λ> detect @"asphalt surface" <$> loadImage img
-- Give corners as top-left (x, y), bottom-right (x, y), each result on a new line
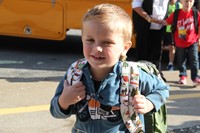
top-left (163, 70), bottom-right (200, 133)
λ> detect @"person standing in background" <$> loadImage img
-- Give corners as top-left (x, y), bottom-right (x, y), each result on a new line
top-left (164, 0), bottom-right (182, 71)
top-left (132, 0), bottom-right (169, 81)
top-left (156, 0), bottom-right (200, 86)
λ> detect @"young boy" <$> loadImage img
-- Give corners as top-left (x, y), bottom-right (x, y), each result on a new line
top-left (159, 0), bottom-right (200, 86)
top-left (163, 0), bottom-right (182, 71)
top-left (50, 4), bottom-right (169, 133)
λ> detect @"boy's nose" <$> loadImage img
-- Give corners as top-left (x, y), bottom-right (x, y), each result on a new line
top-left (93, 44), bottom-right (103, 52)
top-left (95, 46), bottom-right (103, 52)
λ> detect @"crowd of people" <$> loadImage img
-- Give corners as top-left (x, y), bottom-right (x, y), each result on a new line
top-left (132, 0), bottom-right (200, 86)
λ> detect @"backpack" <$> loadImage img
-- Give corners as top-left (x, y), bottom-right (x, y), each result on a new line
top-left (121, 60), bottom-right (167, 133)
top-left (172, 8), bottom-right (199, 34)
top-left (66, 58), bottom-right (167, 133)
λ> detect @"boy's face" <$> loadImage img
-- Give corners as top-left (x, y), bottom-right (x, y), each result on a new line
top-left (181, 0), bottom-right (194, 11)
top-left (82, 20), bottom-right (131, 72)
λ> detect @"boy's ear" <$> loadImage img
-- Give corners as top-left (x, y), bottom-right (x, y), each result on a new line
top-left (120, 41), bottom-right (132, 61)
top-left (122, 41), bottom-right (132, 55)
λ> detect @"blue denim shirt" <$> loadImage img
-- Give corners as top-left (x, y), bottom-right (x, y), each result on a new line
top-left (50, 61), bottom-right (169, 133)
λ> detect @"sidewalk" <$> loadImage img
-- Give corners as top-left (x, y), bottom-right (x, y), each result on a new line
top-left (163, 70), bottom-right (200, 132)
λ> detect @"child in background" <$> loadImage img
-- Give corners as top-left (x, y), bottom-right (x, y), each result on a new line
top-left (164, 0), bottom-right (182, 71)
top-left (50, 4), bottom-right (169, 133)
top-left (159, 0), bottom-right (200, 86)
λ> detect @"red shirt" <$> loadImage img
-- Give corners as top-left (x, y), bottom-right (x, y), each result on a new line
top-left (166, 9), bottom-right (200, 48)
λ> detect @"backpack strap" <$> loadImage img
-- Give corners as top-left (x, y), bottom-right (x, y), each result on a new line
top-left (66, 58), bottom-right (87, 85)
top-left (192, 8), bottom-right (199, 34)
top-left (172, 9), bottom-right (180, 34)
top-left (175, 2), bottom-right (180, 10)
top-left (120, 61), bottom-right (144, 133)
top-left (67, 60), bottom-right (145, 132)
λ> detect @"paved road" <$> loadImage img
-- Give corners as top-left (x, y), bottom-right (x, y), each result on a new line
top-left (0, 31), bottom-right (200, 133)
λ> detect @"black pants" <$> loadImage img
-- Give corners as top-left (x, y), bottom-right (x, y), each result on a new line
top-left (135, 28), bottom-right (164, 68)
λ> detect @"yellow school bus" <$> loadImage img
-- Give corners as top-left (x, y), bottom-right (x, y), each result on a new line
top-left (0, 0), bottom-right (135, 46)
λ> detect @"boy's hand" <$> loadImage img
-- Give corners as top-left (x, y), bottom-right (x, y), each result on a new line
top-left (150, 17), bottom-right (161, 24)
top-left (58, 80), bottom-right (86, 110)
top-left (132, 94), bottom-right (154, 114)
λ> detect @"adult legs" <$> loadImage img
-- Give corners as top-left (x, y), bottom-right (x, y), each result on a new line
top-left (168, 45), bottom-right (176, 65)
top-left (163, 32), bottom-right (175, 70)
top-left (144, 28), bottom-right (166, 81)
top-left (148, 29), bottom-right (164, 68)
top-left (132, 10), bottom-right (151, 61)
top-left (135, 29), bottom-right (150, 61)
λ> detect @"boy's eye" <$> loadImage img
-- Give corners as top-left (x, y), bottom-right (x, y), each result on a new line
top-left (185, 0), bottom-right (192, 2)
top-left (103, 41), bottom-right (110, 44)
top-left (103, 41), bottom-right (114, 46)
top-left (86, 39), bottom-right (94, 44)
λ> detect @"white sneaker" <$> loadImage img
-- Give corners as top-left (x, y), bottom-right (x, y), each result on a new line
top-left (178, 76), bottom-right (187, 85)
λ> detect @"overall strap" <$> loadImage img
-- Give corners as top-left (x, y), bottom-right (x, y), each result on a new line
top-left (120, 61), bottom-right (144, 133)
top-left (192, 8), bottom-right (199, 34)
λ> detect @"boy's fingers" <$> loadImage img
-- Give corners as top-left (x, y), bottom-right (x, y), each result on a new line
top-left (80, 93), bottom-right (86, 100)
top-left (132, 94), bottom-right (143, 102)
top-left (66, 81), bottom-right (85, 93)
top-left (63, 80), bottom-right (70, 88)
top-left (64, 80), bottom-right (83, 88)
top-left (135, 108), bottom-right (145, 114)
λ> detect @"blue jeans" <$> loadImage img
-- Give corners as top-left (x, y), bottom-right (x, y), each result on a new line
top-left (176, 43), bottom-right (199, 80)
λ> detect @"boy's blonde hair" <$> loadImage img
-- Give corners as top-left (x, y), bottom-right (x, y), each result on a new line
top-left (82, 4), bottom-right (133, 41)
